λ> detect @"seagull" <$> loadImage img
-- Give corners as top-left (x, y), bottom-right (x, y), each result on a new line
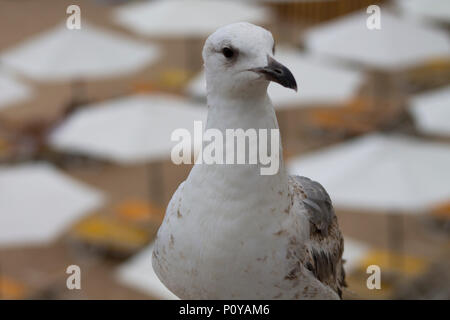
top-left (153, 22), bottom-right (345, 299)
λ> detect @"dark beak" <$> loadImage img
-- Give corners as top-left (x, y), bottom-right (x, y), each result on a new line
top-left (251, 56), bottom-right (297, 91)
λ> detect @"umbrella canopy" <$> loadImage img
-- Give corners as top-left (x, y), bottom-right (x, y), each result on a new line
top-left (113, 0), bottom-right (270, 38)
top-left (304, 11), bottom-right (450, 70)
top-left (288, 134), bottom-right (450, 213)
top-left (0, 163), bottom-right (104, 246)
top-left (49, 94), bottom-right (207, 164)
top-left (187, 47), bottom-right (364, 109)
top-left (0, 70), bottom-right (32, 110)
top-left (0, 22), bottom-right (160, 81)
top-left (116, 243), bottom-right (178, 299)
top-left (409, 86), bottom-right (450, 137)
top-left (396, 0), bottom-right (450, 24)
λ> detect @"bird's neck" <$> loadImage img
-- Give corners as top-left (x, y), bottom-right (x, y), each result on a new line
top-left (205, 92), bottom-right (275, 130)
top-left (184, 91), bottom-right (290, 214)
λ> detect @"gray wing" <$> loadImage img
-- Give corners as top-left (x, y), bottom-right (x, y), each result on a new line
top-left (294, 176), bottom-right (334, 236)
top-left (290, 175), bottom-right (346, 298)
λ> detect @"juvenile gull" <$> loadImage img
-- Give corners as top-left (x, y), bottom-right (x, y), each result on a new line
top-left (153, 23), bottom-right (345, 299)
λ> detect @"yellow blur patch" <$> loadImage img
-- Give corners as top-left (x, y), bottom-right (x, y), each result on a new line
top-left (431, 201), bottom-right (450, 220)
top-left (71, 215), bottom-right (150, 250)
top-left (425, 57), bottom-right (450, 69)
top-left (116, 200), bottom-right (164, 223)
top-left (0, 138), bottom-right (11, 154)
top-left (159, 69), bottom-right (191, 89)
top-left (309, 109), bottom-right (374, 134)
top-left (0, 276), bottom-right (27, 300)
top-left (361, 249), bottom-right (428, 277)
top-left (132, 82), bottom-right (159, 93)
top-left (345, 249), bottom-right (429, 299)
top-left (405, 57), bottom-right (450, 89)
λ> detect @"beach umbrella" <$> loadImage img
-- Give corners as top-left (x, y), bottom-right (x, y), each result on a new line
top-left (408, 85), bottom-right (450, 138)
top-left (288, 134), bottom-right (450, 212)
top-left (116, 243), bottom-right (178, 299)
top-left (187, 47), bottom-right (364, 110)
top-left (0, 70), bottom-right (32, 111)
top-left (1, 22), bottom-right (160, 81)
top-left (48, 94), bottom-right (207, 164)
top-left (113, 0), bottom-right (270, 38)
top-left (0, 163), bottom-right (104, 246)
top-left (49, 93), bottom-right (206, 213)
top-left (304, 11), bottom-right (450, 70)
top-left (113, 0), bottom-right (270, 73)
top-left (396, 0), bottom-right (450, 25)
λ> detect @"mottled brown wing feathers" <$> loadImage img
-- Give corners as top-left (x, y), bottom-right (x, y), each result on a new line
top-left (290, 175), bottom-right (346, 298)
top-left (294, 176), bottom-right (334, 236)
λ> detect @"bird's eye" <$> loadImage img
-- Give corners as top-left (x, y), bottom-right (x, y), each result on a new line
top-left (222, 47), bottom-right (234, 58)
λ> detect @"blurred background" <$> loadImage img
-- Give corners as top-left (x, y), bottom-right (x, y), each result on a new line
top-left (0, 0), bottom-right (449, 300)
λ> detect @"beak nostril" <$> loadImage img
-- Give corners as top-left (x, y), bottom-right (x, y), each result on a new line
top-left (274, 68), bottom-right (283, 75)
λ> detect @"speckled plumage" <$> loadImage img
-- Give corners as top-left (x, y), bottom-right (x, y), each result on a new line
top-left (153, 22), bottom-right (345, 299)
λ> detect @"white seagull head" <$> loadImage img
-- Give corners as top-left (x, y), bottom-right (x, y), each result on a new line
top-left (202, 22), bottom-right (297, 99)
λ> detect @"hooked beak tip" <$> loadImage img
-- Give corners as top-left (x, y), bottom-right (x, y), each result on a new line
top-left (251, 55), bottom-right (298, 92)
